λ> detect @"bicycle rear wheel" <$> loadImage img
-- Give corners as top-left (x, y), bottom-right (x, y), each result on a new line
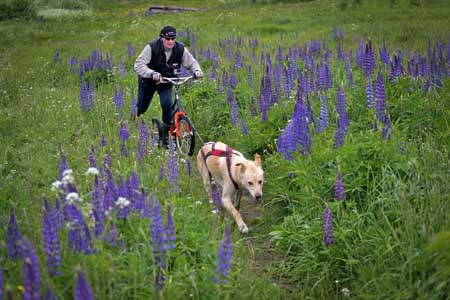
top-left (176, 116), bottom-right (195, 156)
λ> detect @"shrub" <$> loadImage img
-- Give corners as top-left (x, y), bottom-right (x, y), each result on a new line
top-left (0, 0), bottom-right (36, 21)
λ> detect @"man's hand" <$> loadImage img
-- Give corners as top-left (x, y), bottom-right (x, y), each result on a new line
top-left (151, 72), bottom-right (161, 81)
top-left (194, 70), bottom-right (203, 79)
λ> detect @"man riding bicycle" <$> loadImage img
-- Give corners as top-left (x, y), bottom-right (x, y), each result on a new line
top-left (134, 25), bottom-right (203, 145)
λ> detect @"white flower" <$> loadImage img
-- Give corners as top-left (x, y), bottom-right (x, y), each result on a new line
top-left (51, 180), bottom-right (62, 192)
top-left (66, 192), bottom-right (80, 205)
top-left (195, 201), bottom-right (202, 205)
top-left (116, 197), bottom-right (130, 209)
top-left (85, 167), bottom-right (100, 176)
top-left (341, 288), bottom-right (350, 297)
top-left (62, 169), bottom-right (74, 184)
top-left (212, 209), bottom-right (218, 214)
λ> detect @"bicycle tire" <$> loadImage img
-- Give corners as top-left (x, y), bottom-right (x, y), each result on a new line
top-left (151, 118), bottom-right (163, 147)
top-left (176, 116), bottom-right (195, 156)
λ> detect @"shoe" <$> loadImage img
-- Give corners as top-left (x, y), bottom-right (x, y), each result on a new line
top-left (161, 123), bottom-right (169, 147)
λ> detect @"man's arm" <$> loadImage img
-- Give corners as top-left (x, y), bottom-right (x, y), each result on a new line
top-left (181, 48), bottom-right (202, 74)
top-left (134, 44), bottom-right (154, 78)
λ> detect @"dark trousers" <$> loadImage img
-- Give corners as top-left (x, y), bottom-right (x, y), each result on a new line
top-left (137, 76), bottom-right (173, 125)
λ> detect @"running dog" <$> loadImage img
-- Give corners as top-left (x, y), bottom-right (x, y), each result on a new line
top-left (197, 142), bottom-right (264, 233)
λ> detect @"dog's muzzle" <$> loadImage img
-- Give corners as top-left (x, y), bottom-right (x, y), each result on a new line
top-left (254, 193), bottom-right (262, 203)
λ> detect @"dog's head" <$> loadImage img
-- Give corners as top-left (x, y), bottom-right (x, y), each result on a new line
top-left (236, 154), bottom-right (264, 203)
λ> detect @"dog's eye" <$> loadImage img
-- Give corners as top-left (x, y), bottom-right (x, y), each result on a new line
top-left (248, 181), bottom-right (253, 186)
top-left (258, 180), bottom-right (262, 185)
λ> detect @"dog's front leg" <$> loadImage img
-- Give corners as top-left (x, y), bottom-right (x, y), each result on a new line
top-left (222, 191), bottom-right (248, 233)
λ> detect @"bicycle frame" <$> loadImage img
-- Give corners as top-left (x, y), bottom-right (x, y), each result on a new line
top-left (159, 76), bottom-right (193, 137)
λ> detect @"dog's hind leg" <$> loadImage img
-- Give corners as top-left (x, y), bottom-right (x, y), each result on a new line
top-left (197, 150), bottom-right (213, 197)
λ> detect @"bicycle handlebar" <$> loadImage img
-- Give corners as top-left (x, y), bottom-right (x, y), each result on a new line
top-left (159, 76), bottom-right (194, 86)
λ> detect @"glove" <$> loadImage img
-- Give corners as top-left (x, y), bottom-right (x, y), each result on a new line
top-left (151, 72), bottom-right (161, 81)
top-left (194, 70), bottom-right (203, 79)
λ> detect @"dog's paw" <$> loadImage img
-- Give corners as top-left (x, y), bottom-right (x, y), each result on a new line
top-left (238, 223), bottom-right (249, 234)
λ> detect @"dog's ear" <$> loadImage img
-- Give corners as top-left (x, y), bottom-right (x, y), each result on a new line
top-left (254, 153), bottom-right (262, 167)
top-left (235, 163), bottom-right (246, 174)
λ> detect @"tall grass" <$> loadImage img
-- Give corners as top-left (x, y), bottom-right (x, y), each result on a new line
top-left (1, 0), bottom-right (449, 299)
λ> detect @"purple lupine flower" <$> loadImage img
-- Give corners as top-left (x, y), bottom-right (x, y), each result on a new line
top-left (100, 133), bottom-right (107, 147)
top-left (363, 40), bottom-right (376, 78)
top-left (159, 160), bottom-right (166, 181)
top-left (241, 118), bottom-right (249, 135)
top-left (127, 42), bottom-right (135, 59)
top-left (211, 184), bottom-right (222, 213)
top-left (380, 44), bottom-right (390, 65)
top-left (186, 158), bottom-right (192, 176)
top-left (382, 118), bottom-right (392, 140)
top-left (74, 269), bottom-right (94, 300)
top-left (322, 205), bottom-right (334, 247)
top-left (53, 49), bottom-right (59, 63)
top-left (119, 122), bottom-right (130, 157)
top-left (42, 198), bottom-right (61, 276)
top-left (7, 210), bottom-right (21, 260)
top-left (20, 238), bottom-right (41, 300)
top-left (136, 119), bottom-right (149, 162)
top-left (365, 77), bottom-right (374, 108)
top-left (119, 58), bottom-right (126, 78)
top-left (45, 283), bottom-right (57, 300)
top-left (167, 140), bottom-right (179, 193)
top-left (345, 57), bottom-right (354, 88)
top-left (277, 121), bottom-right (296, 161)
top-left (80, 79), bottom-right (93, 112)
top-left (334, 85), bottom-right (349, 148)
top-left (164, 208), bottom-right (176, 251)
top-left (316, 94), bottom-right (329, 133)
top-left (113, 86), bottom-right (125, 111)
top-left (334, 166), bottom-right (345, 201)
top-left (150, 195), bottom-right (166, 291)
top-left (91, 176), bottom-right (104, 237)
top-left (375, 71), bottom-right (387, 124)
top-left (214, 224), bottom-right (233, 284)
top-left (104, 221), bottom-right (118, 247)
top-left (88, 145), bottom-right (97, 168)
top-left (116, 176), bottom-right (130, 220)
top-left (230, 97), bottom-right (239, 127)
top-left (292, 90), bottom-right (311, 155)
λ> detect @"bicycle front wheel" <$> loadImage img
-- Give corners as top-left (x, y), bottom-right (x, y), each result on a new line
top-left (176, 116), bottom-right (195, 156)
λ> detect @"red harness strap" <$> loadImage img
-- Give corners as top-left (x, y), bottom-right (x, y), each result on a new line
top-left (201, 142), bottom-right (241, 190)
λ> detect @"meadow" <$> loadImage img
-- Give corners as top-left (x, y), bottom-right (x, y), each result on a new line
top-left (1, 0), bottom-right (449, 299)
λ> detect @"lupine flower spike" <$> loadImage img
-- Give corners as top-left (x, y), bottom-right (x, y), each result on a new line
top-left (7, 210), bottom-right (22, 261)
top-left (20, 238), bottom-right (41, 300)
top-left (334, 165), bottom-right (345, 201)
top-left (215, 224), bottom-right (233, 284)
top-left (74, 269), bottom-right (94, 300)
top-left (322, 205), bottom-right (334, 247)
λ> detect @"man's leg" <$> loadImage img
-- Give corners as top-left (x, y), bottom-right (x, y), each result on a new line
top-left (137, 77), bottom-right (156, 116)
top-left (157, 87), bottom-right (173, 146)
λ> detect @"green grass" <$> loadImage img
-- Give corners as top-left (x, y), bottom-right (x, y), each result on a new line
top-left (1, 0), bottom-right (450, 299)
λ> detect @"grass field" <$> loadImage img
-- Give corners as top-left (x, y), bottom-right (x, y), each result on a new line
top-left (1, 0), bottom-right (449, 299)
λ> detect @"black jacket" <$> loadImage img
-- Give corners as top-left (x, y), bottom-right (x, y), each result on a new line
top-left (147, 38), bottom-right (185, 77)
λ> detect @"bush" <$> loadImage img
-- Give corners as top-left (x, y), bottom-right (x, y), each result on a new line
top-left (0, 0), bottom-right (36, 21)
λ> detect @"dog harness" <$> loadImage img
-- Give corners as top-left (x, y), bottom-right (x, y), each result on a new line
top-left (201, 142), bottom-right (241, 190)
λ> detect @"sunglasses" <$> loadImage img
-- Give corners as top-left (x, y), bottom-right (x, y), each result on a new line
top-left (164, 37), bottom-right (176, 41)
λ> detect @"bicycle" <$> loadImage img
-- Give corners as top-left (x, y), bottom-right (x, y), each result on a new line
top-left (151, 75), bottom-right (197, 156)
